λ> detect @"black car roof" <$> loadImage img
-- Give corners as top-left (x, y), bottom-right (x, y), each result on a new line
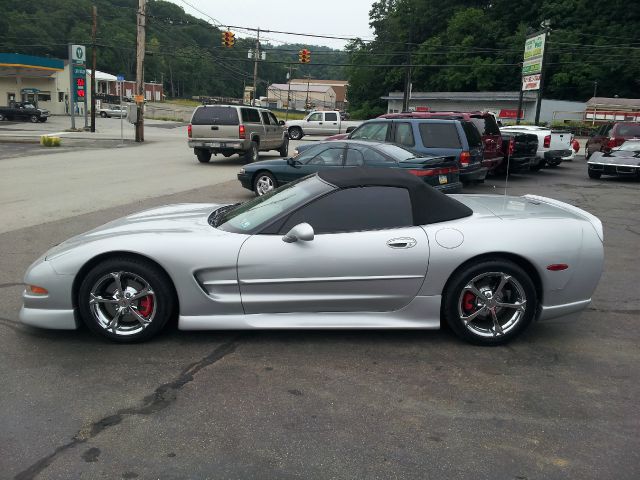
top-left (317, 167), bottom-right (472, 225)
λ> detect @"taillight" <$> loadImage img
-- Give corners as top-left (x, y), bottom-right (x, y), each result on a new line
top-left (187, 123), bottom-right (192, 138)
top-left (572, 139), bottom-right (580, 152)
top-left (508, 137), bottom-right (515, 156)
top-left (543, 135), bottom-right (551, 148)
top-left (607, 137), bottom-right (624, 148)
top-left (408, 167), bottom-right (456, 177)
top-left (459, 151), bottom-right (470, 167)
top-left (239, 124), bottom-right (246, 139)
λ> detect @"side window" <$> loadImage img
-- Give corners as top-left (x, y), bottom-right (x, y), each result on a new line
top-left (325, 112), bottom-right (338, 122)
top-left (461, 122), bottom-right (483, 148)
top-left (260, 111), bottom-right (271, 125)
top-left (419, 123), bottom-right (462, 148)
top-left (345, 148), bottom-right (364, 166)
top-left (349, 122), bottom-right (390, 141)
top-left (305, 147), bottom-right (345, 166)
top-left (360, 146), bottom-right (396, 166)
top-left (268, 112), bottom-right (279, 125)
top-left (308, 113), bottom-right (322, 122)
top-left (241, 108), bottom-right (261, 123)
top-left (394, 122), bottom-right (415, 147)
top-left (279, 187), bottom-right (413, 234)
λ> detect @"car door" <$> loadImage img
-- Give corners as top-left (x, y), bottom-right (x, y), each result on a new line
top-left (278, 143), bottom-right (347, 183)
top-left (237, 186), bottom-right (429, 315)
top-left (322, 112), bottom-right (339, 135)
top-left (260, 111), bottom-right (277, 148)
top-left (304, 112), bottom-right (324, 135)
top-left (269, 112), bottom-right (284, 147)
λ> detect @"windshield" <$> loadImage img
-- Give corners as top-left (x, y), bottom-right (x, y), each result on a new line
top-left (214, 176), bottom-right (333, 233)
top-left (616, 141), bottom-right (640, 152)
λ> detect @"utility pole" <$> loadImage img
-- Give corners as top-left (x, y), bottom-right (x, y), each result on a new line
top-left (305, 74), bottom-right (311, 110)
top-left (516, 62), bottom-right (524, 125)
top-left (285, 64), bottom-right (296, 121)
top-left (402, 6), bottom-right (413, 112)
top-left (252, 27), bottom-right (260, 106)
top-left (135, 0), bottom-right (146, 142)
top-left (90, 5), bottom-right (97, 132)
top-left (534, 21), bottom-right (551, 126)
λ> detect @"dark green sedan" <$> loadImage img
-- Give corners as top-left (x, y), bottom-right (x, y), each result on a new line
top-left (237, 140), bottom-right (462, 196)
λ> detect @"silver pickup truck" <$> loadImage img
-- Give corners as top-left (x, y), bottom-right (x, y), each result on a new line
top-left (285, 111), bottom-right (361, 140)
top-left (188, 105), bottom-right (289, 163)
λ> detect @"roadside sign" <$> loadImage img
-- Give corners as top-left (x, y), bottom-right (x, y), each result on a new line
top-left (73, 65), bottom-right (87, 101)
top-left (522, 74), bottom-right (541, 91)
top-left (522, 58), bottom-right (542, 76)
top-left (134, 94), bottom-right (144, 104)
top-left (117, 74), bottom-right (125, 82)
top-left (523, 33), bottom-right (545, 61)
top-left (71, 45), bottom-right (86, 65)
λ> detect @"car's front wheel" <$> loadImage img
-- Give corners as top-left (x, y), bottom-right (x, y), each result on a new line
top-left (442, 259), bottom-right (537, 345)
top-left (78, 257), bottom-right (176, 343)
top-left (253, 171), bottom-right (277, 196)
top-left (100, 112), bottom-right (107, 118)
top-left (288, 127), bottom-right (303, 140)
top-left (279, 137), bottom-right (289, 157)
top-left (30, 115), bottom-right (39, 123)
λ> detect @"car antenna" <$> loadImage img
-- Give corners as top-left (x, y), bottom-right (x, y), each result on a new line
top-left (504, 138), bottom-right (512, 198)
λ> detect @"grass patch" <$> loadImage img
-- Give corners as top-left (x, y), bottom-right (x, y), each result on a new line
top-left (165, 98), bottom-right (200, 107)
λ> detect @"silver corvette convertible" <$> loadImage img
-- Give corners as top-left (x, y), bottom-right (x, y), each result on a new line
top-left (20, 168), bottom-right (604, 345)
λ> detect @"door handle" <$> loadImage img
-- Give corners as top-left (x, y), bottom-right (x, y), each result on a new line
top-left (387, 237), bottom-right (417, 249)
top-left (210, 126), bottom-right (218, 130)
top-left (319, 122), bottom-right (323, 124)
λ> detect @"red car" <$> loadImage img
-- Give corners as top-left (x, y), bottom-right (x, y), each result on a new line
top-left (378, 111), bottom-right (503, 173)
top-left (586, 122), bottom-right (640, 158)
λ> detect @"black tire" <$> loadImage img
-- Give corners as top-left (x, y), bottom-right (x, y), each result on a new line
top-left (253, 171), bottom-right (277, 196)
top-left (588, 170), bottom-right (601, 179)
top-left (278, 137), bottom-right (289, 157)
top-left (77, 257), bottom-right (176, 343)
top-left (442, 259), bottom-right (537, 346)
top-left (0, 113), bottom-right (5, 121)
top-left (529, 161), bottom-right (543, 172)
top-left (195, 149), bottom-right (212, 163)
top-left (244, 141), bottom-right (259, 163)
top-left (100, 112), bottom-right (107, 118)
top-left (39, 118), bottom-right (47, 123)
top-left (288, 127), bottom-right (303, 140)
top-left (546, 160), bottom-right (561, 167)
top-left (30, 115), bottom-right (39, 123)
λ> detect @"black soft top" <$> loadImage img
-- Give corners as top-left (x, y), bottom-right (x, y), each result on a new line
top-left (317, 167), bottom-right (473, 225)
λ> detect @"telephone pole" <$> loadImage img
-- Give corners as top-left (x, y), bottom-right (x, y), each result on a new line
top-left (534, 20), bottom-right (551, 126)
top-left (252, 27), bottom-right (260, 106)
top-left (135, 0), bottom-right (146, 142)
top-left (305, 74), bottom-right (311, 110)
top-left (90, 5), bottom-right (97, 132)
top-left (285, 64), bottom-right (296, 121)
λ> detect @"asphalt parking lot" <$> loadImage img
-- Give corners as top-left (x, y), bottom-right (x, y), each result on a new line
top-left (1, 142), bottom-right (639, 479)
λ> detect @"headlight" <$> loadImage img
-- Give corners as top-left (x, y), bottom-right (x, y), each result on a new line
top-left (239, 168), bottom-right (245, 174)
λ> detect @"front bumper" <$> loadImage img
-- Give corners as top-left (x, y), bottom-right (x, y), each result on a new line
top-left (237, 172), bottom-right (253, 190)
top-left (588, 162), bottom-right (640, 177)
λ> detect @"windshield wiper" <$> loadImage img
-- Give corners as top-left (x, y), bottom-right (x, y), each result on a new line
top-left (210, 203), bottom-right (241, 227)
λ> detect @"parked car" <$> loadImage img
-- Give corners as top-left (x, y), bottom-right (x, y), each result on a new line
top-left (380, 112), bottom-right (504, 174)
top-left (0, 102), bottom-right (49, 123)
top-left (585, 122), bottom-right (640, 158)
top-left (497, 131), bottom-right (539, 173)
top-left (99, 104), bottom-right (127, 118)
top-left (188, 105), bottom-right (288, 163)
top-left (238, 140), bottom-right (461, 196)
top-left (500, 126), bottom-right (572, 167)
top-left (20, 168), bottom-right (603, 346)
top-left (587, 139), bottom-right (640, 179)
top-left (285, 110), bottom-right (361, 139)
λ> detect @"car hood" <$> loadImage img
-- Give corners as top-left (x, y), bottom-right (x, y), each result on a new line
top-left (45, 203), bottom-right (223, 259)
top-left (244, 158), bottom-right (289, 169)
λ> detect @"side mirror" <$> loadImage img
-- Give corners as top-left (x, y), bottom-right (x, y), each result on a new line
top-left (278, 120), bottom-right (285, 126)
top-left (346, 126), bottom-right (356, 133)
top-left (282, 223), bottom-right (314, 243)
top-left (287, 157), bottom-right (301, 167)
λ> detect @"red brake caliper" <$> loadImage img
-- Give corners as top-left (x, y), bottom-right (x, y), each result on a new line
top-left (138, 295), bottom-right (154, 317)
top-left (462, 292), bottom-right (476, 313)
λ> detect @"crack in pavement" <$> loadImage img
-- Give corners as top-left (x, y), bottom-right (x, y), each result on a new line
top-left (0, 316), bottom-right (25, 333)
top-left (14, 337), bottom-right (241, 480)
top-left (0, 282), bottom-right (24, 289)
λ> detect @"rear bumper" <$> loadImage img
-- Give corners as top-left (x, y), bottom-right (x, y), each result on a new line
top-left (434, 181), bottom-right (463, 194)
top-left (506, 156), bottom-right (538, 171)
top-left (189, 140), bottom-right (246, 151)
top-left (460, 165), bottom-right (488, 182)
top-left (545, 149), bottom-right (572, 160)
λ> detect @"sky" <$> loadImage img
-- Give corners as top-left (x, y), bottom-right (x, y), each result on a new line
top-left (166, 0), bottom-right (377, 49)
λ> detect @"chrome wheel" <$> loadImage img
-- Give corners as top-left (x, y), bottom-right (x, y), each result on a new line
top-left (457, 272), bottom-right (527, 338)
top-left (89, 271), bottom-right (156, 336)
top-left (255, 174), bottom-right (275, 196)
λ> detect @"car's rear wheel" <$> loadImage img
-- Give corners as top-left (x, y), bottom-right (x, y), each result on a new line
top-left (0, 113), bottom-right (5, 121)
top-left (78, 257), bottom-right (175, 343)
top-left (279, 137), bottom-right (289, 157)
top-left (443, 259), bottom-right (537, 345)
top-left (30, 115), bottom-right (39, 123)
top-left (588, 170), bottom-right (601, 179)
top-left (244, 141), bottom-right (259, 163)
top-left (195, 149), bottom-right (212, 163)
top-left (529, 160), bottom-right (543, 172)
top-left (288, 127), bottom-right (303, 140)
top-left (100, 112), bottom-right (107, 118)
top-left (253, 171), bottom-right (277, 196)
top-left (547, 159), bottom-right (561, 167)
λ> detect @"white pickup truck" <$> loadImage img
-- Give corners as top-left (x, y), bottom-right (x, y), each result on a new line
top-left (500, 125), bottom-right (573, 167)
top-left (285, 111), bottom-right (361, 140)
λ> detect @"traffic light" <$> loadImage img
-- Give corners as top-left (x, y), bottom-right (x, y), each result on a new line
top-left (222, 30), bottom-right (235, 48)
top-left (298, 48), bottom-right (311, 63)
